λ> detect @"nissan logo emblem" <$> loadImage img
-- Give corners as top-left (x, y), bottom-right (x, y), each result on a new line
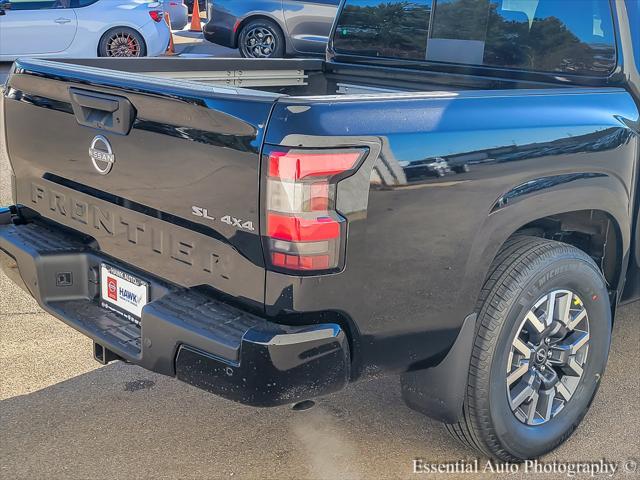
top-left (89, 135), bottom-right (115, 175)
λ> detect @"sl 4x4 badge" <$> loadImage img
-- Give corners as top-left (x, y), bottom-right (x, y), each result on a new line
top-left (192, 206), bottom-right (255, 232)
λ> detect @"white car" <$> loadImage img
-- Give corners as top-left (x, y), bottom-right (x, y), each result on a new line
top-left (0, 0), bottom-right (171, 60)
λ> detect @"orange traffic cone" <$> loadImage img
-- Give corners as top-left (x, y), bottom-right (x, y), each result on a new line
top-left (164, 12), bottom-right (176, 55)
top-left (189, 0), bottom-right (202, 32)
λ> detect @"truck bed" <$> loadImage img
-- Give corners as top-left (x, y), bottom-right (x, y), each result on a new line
top-left (43, 57), bottom-right (566, 97)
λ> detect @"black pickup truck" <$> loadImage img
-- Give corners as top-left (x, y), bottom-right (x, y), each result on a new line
top-left (1, 0), bottom-right (639, 462)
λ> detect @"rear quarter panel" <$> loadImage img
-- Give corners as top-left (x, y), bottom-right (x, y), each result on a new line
top-left (264, 88), bottom-right (640, 377)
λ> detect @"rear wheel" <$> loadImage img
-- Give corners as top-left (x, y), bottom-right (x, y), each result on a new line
top-left (447, 236), bottom-right (611, 461)
top-left (238, 19), bottom-right (285, 58)
top-left (98, 27), bottom-right (147, 57)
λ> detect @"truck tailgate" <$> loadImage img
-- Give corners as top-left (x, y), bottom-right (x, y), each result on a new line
top-left (3, 59), bottom-right (277, 308)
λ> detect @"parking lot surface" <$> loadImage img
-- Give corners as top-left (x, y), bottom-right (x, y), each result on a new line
top-left (0, 67), bottom-right (639, 480)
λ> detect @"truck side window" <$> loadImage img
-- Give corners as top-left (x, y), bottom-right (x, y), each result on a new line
top-left (333, 0), bottom-right (433, 60)
top-left (428, 0), bottom-right (616, 75)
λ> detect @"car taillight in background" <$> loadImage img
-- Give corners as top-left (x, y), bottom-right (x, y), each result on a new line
top-left (148, 10), bottom-right (164, 22)
top-left (264, 147), bottom-right (366, 274)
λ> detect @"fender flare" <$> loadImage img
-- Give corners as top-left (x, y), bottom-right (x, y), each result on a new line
top-left (464, 173), bottom-right (632, 300)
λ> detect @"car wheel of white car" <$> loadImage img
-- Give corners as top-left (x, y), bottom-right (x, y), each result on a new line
top-left (99, 27), bottom-right (147, 57)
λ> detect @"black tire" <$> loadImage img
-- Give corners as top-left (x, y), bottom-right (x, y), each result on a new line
top-left (446, 236), bottom-right (611, 461)
top-left (238, 19), bottom-right (285, 58)
top-left (98, 27), bottom-right (147, 57)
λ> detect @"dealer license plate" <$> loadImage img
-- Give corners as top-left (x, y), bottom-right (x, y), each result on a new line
top-left (100, 263), bottom-right (148, 325)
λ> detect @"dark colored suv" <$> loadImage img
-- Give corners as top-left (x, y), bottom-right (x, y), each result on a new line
top-left (204, 0), bottom-right (340, 58)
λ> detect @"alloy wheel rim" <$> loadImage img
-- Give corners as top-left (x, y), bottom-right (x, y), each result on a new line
top-left (506, 289), bottom-right (590, 425)
top-left (107, 33), bottom-right (141, 57)
top-left (243, 27), bottom-right (276, 58)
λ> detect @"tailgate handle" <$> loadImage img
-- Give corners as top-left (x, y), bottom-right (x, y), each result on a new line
top-left (69, 88), bottom-right (135, 135)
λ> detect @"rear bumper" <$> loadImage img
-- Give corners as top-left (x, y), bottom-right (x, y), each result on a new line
top-left (0, 208), bottom-right (350, 406)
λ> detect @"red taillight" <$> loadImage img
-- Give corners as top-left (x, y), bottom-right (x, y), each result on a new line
top-left (149, 10), bottom-right (163, 22)
top-left (265, 148), bottom-right (366, 273)
top-left (267, 213), bottom-right (340, 242)
top-left (272, 253), bottom-right (330, 270)
top-left (268, 151), bottom-right (361, 180)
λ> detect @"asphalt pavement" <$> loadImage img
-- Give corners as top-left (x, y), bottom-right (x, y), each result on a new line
top-left (0, 43), bottom-right (639, 480)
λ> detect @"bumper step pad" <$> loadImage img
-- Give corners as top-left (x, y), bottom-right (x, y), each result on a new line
top-left (51, 300), bottom-right (142, 356)
top-left (1, 222), bottom-right (87, 254)
top-left (147, 290), bottom-right (263, 361)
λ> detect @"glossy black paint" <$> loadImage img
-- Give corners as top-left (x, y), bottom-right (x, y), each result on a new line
top-left (264, 88), bottom-right (639, 377)
top-left (174, 319), bottom-right (350, 406)
top-left (4, 58), bottom-right (277, 308)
